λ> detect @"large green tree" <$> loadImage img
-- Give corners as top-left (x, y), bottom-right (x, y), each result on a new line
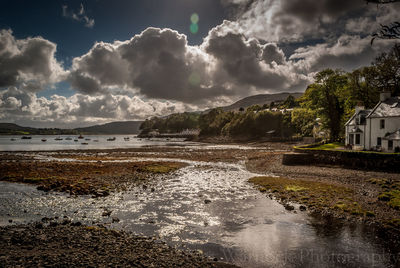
top-left (301, 69), bottom-right (348, 141)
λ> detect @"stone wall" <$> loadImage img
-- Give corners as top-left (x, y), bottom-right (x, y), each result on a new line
top-left (283, 148), bottom-right (400, 173)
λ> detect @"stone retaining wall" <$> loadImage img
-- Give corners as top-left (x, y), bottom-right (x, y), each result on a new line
top-left (283, 149), bottom-right (400, 173)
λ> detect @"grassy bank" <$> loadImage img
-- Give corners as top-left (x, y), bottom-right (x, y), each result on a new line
top-left (249, 175), bottom-right (400, 230)
top-left (249, 176), bottom-right (367, 215)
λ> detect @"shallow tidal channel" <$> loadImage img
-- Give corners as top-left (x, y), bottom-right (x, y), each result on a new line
top-left (0, 157), bottom-right (398, 267)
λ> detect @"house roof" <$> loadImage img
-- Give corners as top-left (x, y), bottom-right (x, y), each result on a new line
top-left (384, 129), bottom-right (400, 140)
top-left (348, 127), bottom-right (363, 133)
top-left (345, 109), bottom-right (371, 126)
top-left (367, 97), bottom-right (400, 118)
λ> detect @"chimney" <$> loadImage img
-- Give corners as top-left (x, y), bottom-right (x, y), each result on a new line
top-left (380, 91), bottom-right (391, 102)
top-left (355, 101), bottom-right (364, 114)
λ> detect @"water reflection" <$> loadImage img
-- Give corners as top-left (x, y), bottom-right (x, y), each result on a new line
top-left (0, 158), bottom-right (398, 267)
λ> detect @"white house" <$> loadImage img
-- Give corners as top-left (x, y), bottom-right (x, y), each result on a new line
top-left (345, 92), bottom-right (400, 152)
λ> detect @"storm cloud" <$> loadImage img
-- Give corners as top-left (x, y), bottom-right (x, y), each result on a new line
top-left (0, 29), bottom-right (65, 92)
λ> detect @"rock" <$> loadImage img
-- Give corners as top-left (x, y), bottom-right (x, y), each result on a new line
top-left (112, 217), bottom-right (120, 223)
top-left (284, 204), bottom-right (295, 211)
top-left (299, 205), bottom-right (307, 211)
top-left (204, 199), bottom-right (212, 204)
top-left (151, 188), bottom-right (155, 192)
top-left (102, 210), bottom-right (112, 217)
top-left (71, 221), bottom-right (82, 226)
top-left (8, 219), bottom-right (12, 223)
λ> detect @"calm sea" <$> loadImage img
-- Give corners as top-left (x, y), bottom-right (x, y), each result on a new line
top-left (0, 135), bottom-right (190, 151)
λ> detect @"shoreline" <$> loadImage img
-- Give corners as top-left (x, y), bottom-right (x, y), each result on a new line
top-left (1, 143), bottom-right (400, 266)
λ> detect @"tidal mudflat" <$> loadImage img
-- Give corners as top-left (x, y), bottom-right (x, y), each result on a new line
top-left (1, 143), bottom-right (399, 267)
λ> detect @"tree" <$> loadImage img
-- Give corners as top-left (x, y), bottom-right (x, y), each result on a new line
top-left (282, 95), bottom-right (299, 108)
top-left (301, 69), bottom-right (348, 141)
top-left (372, 44), bottom-right (400, 95)
top-left (366, 0), bottom-right (400, 43)
top-left (291, 108), bottom-right (317, 137)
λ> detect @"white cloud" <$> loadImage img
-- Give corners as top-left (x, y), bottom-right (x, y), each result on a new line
top-left (62, 4), bottom-right (95, 28)
top-left (0, 29), bottom-right (66, 91)
top-left (0, 87), bottom-right (197, 128)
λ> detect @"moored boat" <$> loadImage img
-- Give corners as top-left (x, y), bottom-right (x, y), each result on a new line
top-left (55, 137), bottom-right (63, 141)
top-left (78, 135), bottom-right (84, 139)
top-left (41, 138), bottom-right (47, 142)
top-left (107, 137), bottom-right (116, 141)
top-left (21, 136), bottom-right (32, 139)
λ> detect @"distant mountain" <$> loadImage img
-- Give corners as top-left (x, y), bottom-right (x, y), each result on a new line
top-left (0, 121), bottom-right (143, 135)
top-left (220, 92), bottom-right (303, 111)
top-left (75, 121), bottom-right (143, 134)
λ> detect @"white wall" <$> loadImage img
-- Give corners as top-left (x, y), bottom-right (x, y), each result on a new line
top-left (368, 117), bottom-right (400, 151)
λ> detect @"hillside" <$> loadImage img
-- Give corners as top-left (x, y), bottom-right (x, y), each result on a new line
top-left (75, 121), bottom-right (142, 134)
top-left (0, 121), bottom-right (143, 135)
top-left (220, 92), bottom-right (303, 111)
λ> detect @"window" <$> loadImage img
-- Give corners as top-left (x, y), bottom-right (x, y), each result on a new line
top-left (389, 140), bottom-right (393, 150)
top-left (355, 134), bottom-right (360, 145)
top-left (349, 134), bottom-right (354, 145)
top-left (380, 119), bottom-right (385, 129)
top-left (377, 137), bottom-right (382, 146)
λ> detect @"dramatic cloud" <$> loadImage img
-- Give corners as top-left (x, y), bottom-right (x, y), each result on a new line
top-left (220, 0), bottom-right (400, 42)
top-left (62, 3), bottom-right (95, 28)
top-left (69, 27), bottom-right (312, 104)
top-left (0, 87), bottom-right (195, 128)
top-left (0, 29), bottom-right (65, 92)
top-left (68, 27), bottom-right (233, 103)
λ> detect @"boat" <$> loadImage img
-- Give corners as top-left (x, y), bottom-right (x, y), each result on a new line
top-left (93, 139), bottom-right (99, 142)
top-left (55, 137), bottom-right (63, 141)
top-left (81, 142), bottom-right (88, 145)
top-left (65, 137), bottom-right (72, 140)
top-left (107, 137), bottom-right (116, 141)
top-left (78, 135), bottom-right (84, 139)
top-left (21, 136), bottom-right (32, 139)
top-left (10, 138), bottom-right (16, 141)
top-left (124, 137), bottom-right (130, 141)
top-left (74, 139), bottom-right (78, 142)
top-left (41, 138), bottom-right (47, 142)
top-left (85, 138), bottom-right (91, 141)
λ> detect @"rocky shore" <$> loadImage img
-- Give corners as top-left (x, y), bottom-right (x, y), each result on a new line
top-left (0, 221), bottom-right (237, 267)
top-left (245, 150), bottom-right (400, 233)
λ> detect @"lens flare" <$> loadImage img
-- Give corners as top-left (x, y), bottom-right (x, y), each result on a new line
top-left (190, 13), bottom-right (199, 24)
top-left (189, 72), bottom-right (201, 86)
top-left (190, 23), bottom-right (199, 34)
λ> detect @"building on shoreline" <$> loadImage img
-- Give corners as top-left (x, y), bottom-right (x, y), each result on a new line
top-left (345, 92), bottom-right (400, 152)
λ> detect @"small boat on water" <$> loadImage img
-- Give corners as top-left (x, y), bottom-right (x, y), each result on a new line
top-left (85, 138), bottom-right (91, 141)
top-left (81, 142), bottom-right (88, 145)
top-left (41, 138), bottom-right (47, 142)
top-left (55, 137), bottom-right (63, 141)
top-left (107, 137), bottom-right (116, 141)
top-left (78, 135), bottom-right (84, 139)
top-left (10, 138), bottom-right (16, 141)
top-left (124, 137), bottom-right (130, 141)
top-left (65, 137), bottom-right (72, 140)
top-left (74, 139), bottom-right (78, 142)
top-left (93, 139), bottom-right (99, 142)
top-left (21, 136), bottom-right (32, 139)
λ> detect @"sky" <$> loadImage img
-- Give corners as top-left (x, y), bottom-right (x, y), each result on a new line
top-left (0, 0), bottom-right (399, 128)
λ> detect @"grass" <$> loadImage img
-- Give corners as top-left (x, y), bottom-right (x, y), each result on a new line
top-left (312, 142), bottom-right (343, 150)
top-left (379, 190), bottom-right (400, 210)
top-left (249, 176), bottom-right (367, 215)
top-left (295, 143), bottom-right (400, 155)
